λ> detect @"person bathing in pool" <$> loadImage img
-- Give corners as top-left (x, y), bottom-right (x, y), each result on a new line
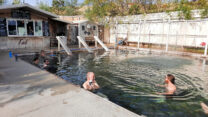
top-left (83, 72), bottom-right (100, 91)
top-left (156, 74), bottom-right (176, 95)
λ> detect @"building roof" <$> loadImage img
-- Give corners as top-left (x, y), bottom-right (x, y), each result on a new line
top-left (72, 20), bottom-right (89, 24)
top-left (0, 3), bottom-right (58, 18)
top-left (52, 18), bottom-right (72, 24)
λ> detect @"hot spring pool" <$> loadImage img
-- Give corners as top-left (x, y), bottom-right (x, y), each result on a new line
top-left (20, 50), bottom-right (208, 117)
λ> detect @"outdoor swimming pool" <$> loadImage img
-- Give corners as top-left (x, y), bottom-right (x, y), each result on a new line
top-left (21, 50), bottom-right (208, 117)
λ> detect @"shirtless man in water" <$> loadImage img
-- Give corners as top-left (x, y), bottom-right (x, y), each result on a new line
top-left (83, 72), bottom-right (100, 91)
top-left (157, 74), bottom-right (176, 95)
top-left (201, 102), bottom-right (208, 115)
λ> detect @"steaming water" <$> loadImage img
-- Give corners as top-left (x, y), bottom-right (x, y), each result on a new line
top-left (21, 50), bottom-right (208, 117)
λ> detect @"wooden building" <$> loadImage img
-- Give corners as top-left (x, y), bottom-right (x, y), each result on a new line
top-left (65, 20), bottom-right (105, 46)
top-left (0, 3), bottom-right (70, 50)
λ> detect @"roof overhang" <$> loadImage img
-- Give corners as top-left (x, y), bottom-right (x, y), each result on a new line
top-left (51, 18), bottom-right (72, 24)
top-left (0, 3), bottom-right (58, 18)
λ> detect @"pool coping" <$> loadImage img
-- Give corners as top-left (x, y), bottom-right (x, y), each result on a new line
top-left (117, 46), bottom-right (208, 60)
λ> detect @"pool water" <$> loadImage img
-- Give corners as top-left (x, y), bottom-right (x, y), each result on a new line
top-left (21, 50), bottom-right (208, 117)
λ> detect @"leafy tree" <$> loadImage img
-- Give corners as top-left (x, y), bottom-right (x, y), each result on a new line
top-left (177, 0), bottom-right (192, 20)
top-left (65, 0), bottom-right (81, 16)
top-left (38, 1), bottom-right (51, 12)
top-left (52, 0), bottom-right (66, 15)
top-left (129, 4), bottom-right (140, 15)
top-left (0, 0), bottom-right (4, 5)
top-left (12, 0), bottom-right (20, 5)
top-left (51, 0), bottom-right (80, 16)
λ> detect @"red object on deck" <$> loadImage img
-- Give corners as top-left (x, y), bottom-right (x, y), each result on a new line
top-left (200, 42), bottom-right (206, 46)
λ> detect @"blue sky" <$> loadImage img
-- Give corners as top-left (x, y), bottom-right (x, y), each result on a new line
top-left (6, 0), bottom-right (85, 6)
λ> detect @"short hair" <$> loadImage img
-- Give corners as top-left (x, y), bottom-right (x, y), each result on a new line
top-left (44, 59), bottom-right (49, 63)
top-left (167, 74), bottom-right (175, 84)
top-left (87, 72), bottom-right (95, 80)
top-left (40, 50), bottom-right (45, 54)
top-left (33, 57), bottom-right (39, 62)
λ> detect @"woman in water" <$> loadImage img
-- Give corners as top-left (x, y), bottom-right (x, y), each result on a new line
top-left (156, 74), bottom-right (176, 95)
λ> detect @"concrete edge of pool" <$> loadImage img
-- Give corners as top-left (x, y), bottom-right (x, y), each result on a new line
top-left (0, 52), bottom-right (143, 117)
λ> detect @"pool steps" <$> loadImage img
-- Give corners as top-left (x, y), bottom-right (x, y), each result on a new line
top-left (77, 36), bottom-right (93, 53)
top-left (56, 36), bottom-right (72, 55)
top-left (94, 36), bottom-right (109, 52)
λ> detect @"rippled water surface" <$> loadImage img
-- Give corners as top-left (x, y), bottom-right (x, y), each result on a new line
top-left (21, 50), bottom-right (208, 117)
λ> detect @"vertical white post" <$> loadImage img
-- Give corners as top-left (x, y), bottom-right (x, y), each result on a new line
top-left (138, 19), bottom-right (141, 49)
top-left (115, 21), bottom-right (118, 49)
top-left (162, 18), bottom-right (165, 49)
top-left (183, 20), bottom-right (187, 50)
top-left (58, 40), bottom-right (60, 51)
top-left (166, 18), bottom-right (170, 52)
top-left (204, 36), bottom-right (208, 56)
top-left (79, 41), bottom-right (81, 48)
top-left (95, 40), bottom-right (98, 48)
top-left (202, 59), bottom-right (206, 72)
top-left (95, 25), bottom-right (98, 48)
top-left (78, 23), bottom-right (81, 48)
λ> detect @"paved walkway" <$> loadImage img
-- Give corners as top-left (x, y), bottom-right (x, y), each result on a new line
top-left (0, 53), bottom-right (141, 117)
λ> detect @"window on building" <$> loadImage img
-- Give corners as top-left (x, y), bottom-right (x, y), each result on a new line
top-left (17, 20), bottom-right (26, 36)
top-left (7, 19), bottom-right (47, 37)
top-left (8, 20), bottom-right (17, 35)
top-left (27, 21), bottom-right (34, 36)
top-left (93, 26), bottom-right (96, 30)
top-left (42, 21), bottom-right (49, 36)
top-left (35, 21), bottom-right (42, 36)
top-left (82, 25), bottom-right (85, 30)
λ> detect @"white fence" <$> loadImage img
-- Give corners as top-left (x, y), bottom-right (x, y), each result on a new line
top-left (109, 11), bottom-right (208, 56)
top-left (110, 20), bottom-right (208, 47)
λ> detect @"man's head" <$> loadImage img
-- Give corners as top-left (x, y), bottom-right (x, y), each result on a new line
top-left (50, 50), bottom-right (54, 55)
top-left (44, 59), bottom-right (49, 65)
top-left (33, 57), bottom-right (39, 64)
top-left (165, 74), bottom-right (175, 84)
top-left (87, 72), bottom-right (95, 81)
top-left (40, 50), bottom-right (45, 57)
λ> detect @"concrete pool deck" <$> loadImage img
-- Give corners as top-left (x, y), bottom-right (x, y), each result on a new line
top-left (0, 53), bottom-right (141, 117)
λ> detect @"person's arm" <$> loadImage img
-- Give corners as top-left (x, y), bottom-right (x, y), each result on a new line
top-left (92, 81), bottom-right (100, 89)
top-left (156, 84), bottom-right (166, 87)
top-left (156, 92), bottom-right (174, 95)
top-left (201, 102), bottom-right (208, 115)
top-left (83, 82), bottom-right (93, 90)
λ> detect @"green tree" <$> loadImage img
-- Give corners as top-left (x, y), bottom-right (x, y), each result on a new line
top-left (65, 0), bottom-right (81, 16)
top-left (129, 4), bottom-right (140, 15)
top-left (12, 0), bottom-right (20, 5)
top-left (0, 0), bottom-right (4, 5)
top-left (83, 0), bottom-right (208, 21)
top-left (177, 0), bottom-right (192, 20)
top-left (51, 0), bottom-right (80, 16)
top-left (52, 0), bottom-right (66, 15)
top-left (38, 1), bottom-right (51, 12)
